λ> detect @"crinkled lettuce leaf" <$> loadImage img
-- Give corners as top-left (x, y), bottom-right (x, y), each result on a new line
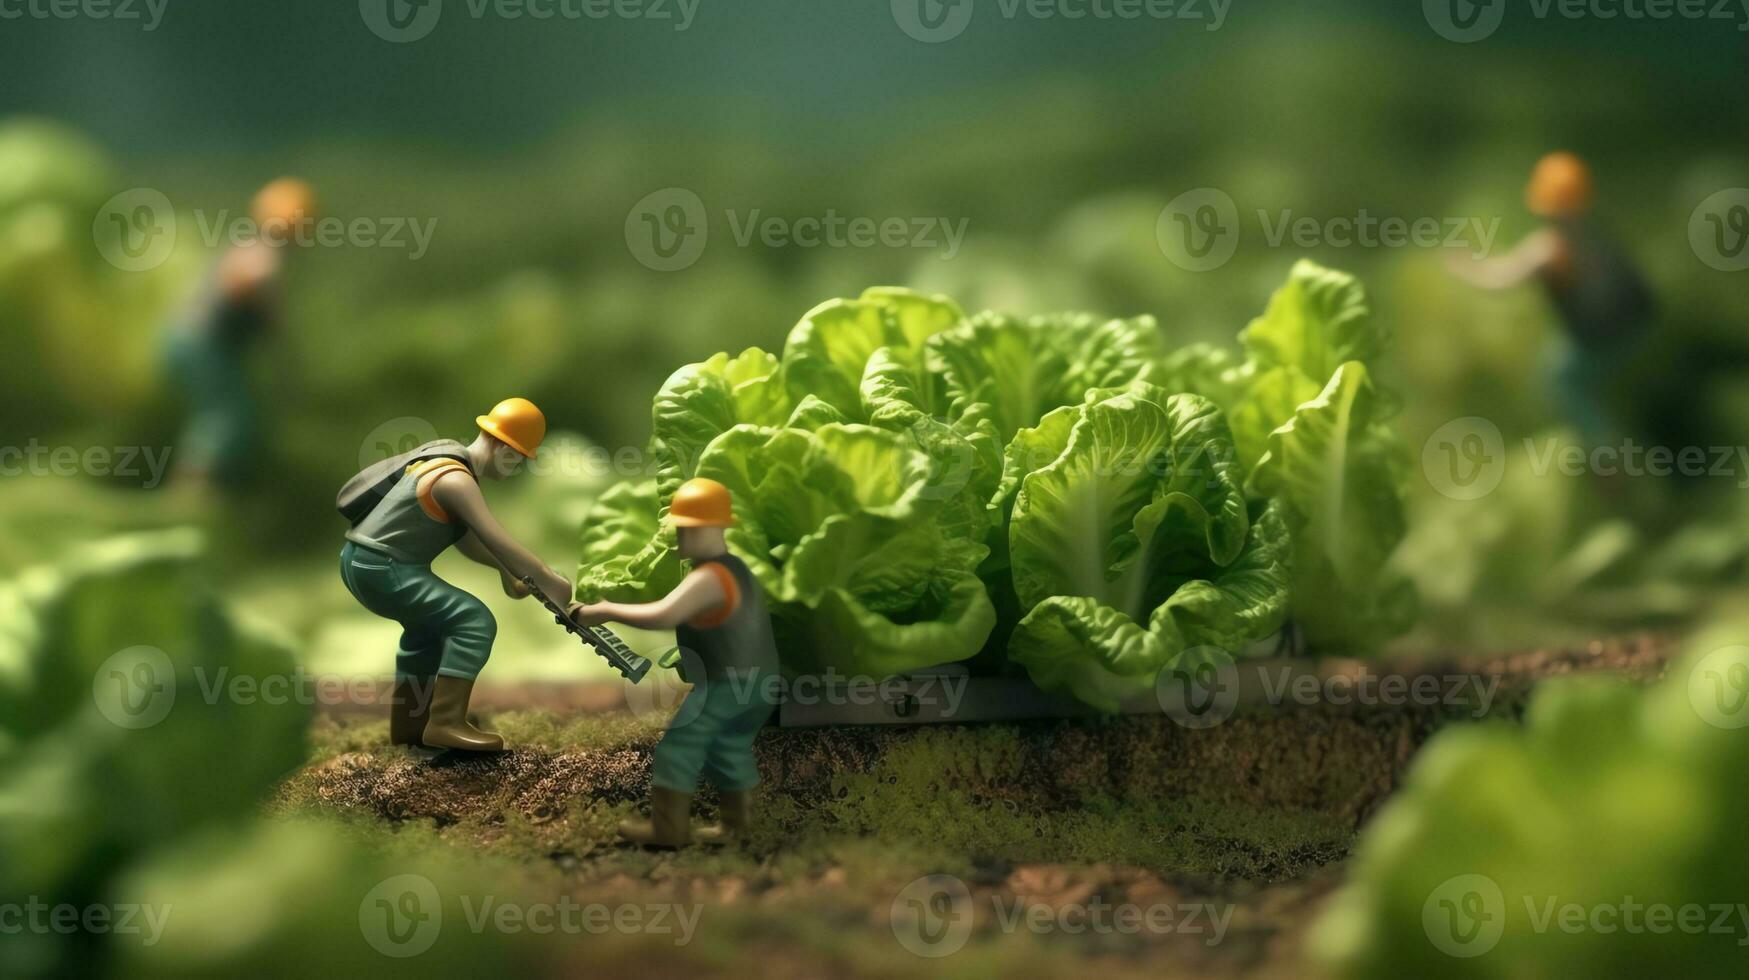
top-left (1249, 362), bottom-right (1416, 651)
top-left (696, 423), bottom-right (996, 675)
top-left (1004, 383), bottom-right (1290, 709)
top-left (1316, 624), bottom-right (1749, 979)
top-left (574, 479), bottom-right (682, 604)
top-left (782, 287), bottom-right (966, 420)
top-left (930, 310), bottom-right (1165, 443)
top-left (578, 266), bottom-right (1413, 700)
top-left (649, 347), bottom-right (790, 496)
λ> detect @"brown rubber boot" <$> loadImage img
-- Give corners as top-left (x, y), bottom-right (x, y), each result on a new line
top-left (419, 676), bottom-right (505, 752)
top-left (694, 789), bottom-right (754, 845)
top-left (389, 676), bottom-right (434, 747)
top-left (618, 786), bottom-right (693, 848)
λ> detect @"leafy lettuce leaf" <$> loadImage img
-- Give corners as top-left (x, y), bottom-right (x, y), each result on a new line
top-left (578, 265), bottom-right (1413, 703)
top-left (696, 423), bottom-right (996, 676)
top-left (1249, 363), bottom-right (1415, 651)
top-left (1315, 623), bottom-right (1749, 979)
top-left (574, 479), bottom-right (682, 604)
top-left (1004, 383), bottom-right (1290, 709)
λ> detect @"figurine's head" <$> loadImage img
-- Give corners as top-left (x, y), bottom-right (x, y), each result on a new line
top-left (251, 177), bottom-right (318, 239)
top-left (669, 477), bottom-right (734, 560)
top-left (473, 397), bottom-right (546, 478)
top-left (1526, 152), bottom-right (1593, 218)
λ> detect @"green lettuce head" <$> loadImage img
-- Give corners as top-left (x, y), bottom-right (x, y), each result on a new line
top-left (578, 264), bottom-right (1415, 706)
top-left (1003, 382), bottom-right (1291, 710)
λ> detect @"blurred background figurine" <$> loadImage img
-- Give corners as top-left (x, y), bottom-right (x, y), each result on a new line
top-left (338, 398), bottom-right (576, 752)
top-left (161, 177), bottom-right (314, 492)
top-left (1448, 152), bottom-right (1656, 448)
top-left (570, 478), bottom-right (780, 849)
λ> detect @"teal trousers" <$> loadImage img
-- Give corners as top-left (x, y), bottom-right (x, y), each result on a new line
top-left (651, 669), bottom-right (775, 794)
top-left (339, 541), bottom-right (496, 681)
top-left (162, 330), bottom-right (258, 484)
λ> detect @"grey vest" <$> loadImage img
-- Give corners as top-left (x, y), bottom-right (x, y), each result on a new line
top-left (676, 554), bottom-right (780, 684)
top-left (1541, 217), bottom-right (1654, 348)
top-left (344, 462), bottom-right (470, 564)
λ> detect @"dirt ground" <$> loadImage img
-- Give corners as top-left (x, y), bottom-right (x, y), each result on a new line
top-left (277, 635), bottom-right (1671, 978)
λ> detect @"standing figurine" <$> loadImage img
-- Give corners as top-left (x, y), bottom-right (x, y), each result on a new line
top-left (162, 177), bottom-right (313, 490)
top-left (1449, 152), bottom-right (1655, 446)
top-left (338, 398), bottom-right (575, 751)
top-left (570, 478), bottom-right (780, 848)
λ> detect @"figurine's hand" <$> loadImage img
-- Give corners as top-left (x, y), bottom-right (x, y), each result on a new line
top-left (568, 602), bottom-right (613, 628)
top-left (502, 571), bottom-right (531, 599)
top-left (541, 570), bottom-right (574, 607)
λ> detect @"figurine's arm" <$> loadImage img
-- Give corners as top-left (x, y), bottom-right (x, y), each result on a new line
top-left (568, 567), bottom-right (728, 632)
top-left (456, 530), bottom-right (531, 598)
top-left (1447, 228), bottom-right (1561, 289)
top-left (431, 470), bottom-right (571, 605)
top-left (217, 241), bottom-right (279, 302)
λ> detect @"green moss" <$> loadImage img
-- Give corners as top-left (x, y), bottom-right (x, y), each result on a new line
top-left (282, 712), bottom-right (1353, 887)
top-left (827, 756), bottom-right (1349, 879)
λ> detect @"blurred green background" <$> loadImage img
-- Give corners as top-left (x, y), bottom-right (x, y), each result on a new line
top-left (3, 3), bottom-right (1746, 668)
top-left (2, 6), bottom-right (1748, 976)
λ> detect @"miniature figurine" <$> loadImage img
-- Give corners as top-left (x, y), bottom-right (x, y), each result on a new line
top-left (569, 477), bottom-right (779, 848)
top-left (162, 177), bottom-right (313, 490)
top-left (1448, 152), bottom-right (1655, 446)
top-left (337, 398), bottom-right (574, 751)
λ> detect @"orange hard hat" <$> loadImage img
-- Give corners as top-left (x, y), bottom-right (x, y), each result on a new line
top-left (669, 478), bottom-right (736, 527)
top-left (251, 177), bottom-right (317, 227)
top-left (1525, 152), bottom-right (1593, 218)
top-left (475, 397), bottom-right (546, 458)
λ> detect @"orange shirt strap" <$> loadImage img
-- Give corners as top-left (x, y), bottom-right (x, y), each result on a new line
top-left (687, 561), bottom-right (741, 629)
top-left (411, 460), bottom-right (472, 523)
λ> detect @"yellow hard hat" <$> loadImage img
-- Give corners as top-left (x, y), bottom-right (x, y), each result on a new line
top-left (475, 397), bottom-right (546, 458)
top-left (669, 478), bottom-right (736, 527)
top-left (1526, 152), bottom-right (1593, 218)
top-left (251, 177), bottom-right (317, 228)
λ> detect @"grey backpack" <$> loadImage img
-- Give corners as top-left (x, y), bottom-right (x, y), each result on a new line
top-left (336, 439), bottom-right (472, 526)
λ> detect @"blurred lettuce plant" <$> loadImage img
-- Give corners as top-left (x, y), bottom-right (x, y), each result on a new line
top-left (1314, 619), bottom-right (1749, 978)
